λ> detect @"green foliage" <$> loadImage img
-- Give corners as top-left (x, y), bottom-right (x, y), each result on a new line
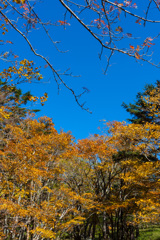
top-left (0, 79), bottom-right (39, 125)
top-left (138, 227), bottom-right (160, 240)
top-left (122, 81), bottom-right (160, 124)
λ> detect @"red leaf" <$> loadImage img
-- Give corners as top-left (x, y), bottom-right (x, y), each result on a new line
top-left (132, 3), bottom-right (137, 8)
top-left (135, 19), bottom-right (141, 25)
top-left (109, 6), bottom-right (114, 12)
top-left (126, 33), bottom-right (132, 37)
top-left (130, 45), bottom-right (134, 49)
top-left (6, 40), bottom-right (13, 44)
top-left (58, 20), bottom-right (70, 26)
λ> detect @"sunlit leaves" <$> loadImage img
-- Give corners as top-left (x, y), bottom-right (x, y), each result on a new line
top-left (0, 112), bottom-right (160, 238)
top-left (0, 117), bottom-right (74, 238)
top-left (0, 59), bottom-right (43, 83)
top-left (0, 106), bottom-right (10, 120)
top-left (13, 0), bottom-right (26, 5)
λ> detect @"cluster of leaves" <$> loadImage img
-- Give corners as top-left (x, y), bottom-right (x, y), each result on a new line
top-left (0, 82), bottom-right (159, 239)
top-left (0, 60), bottom-right (43, 83)
top-left (0, 58), bottom-right (49, 129)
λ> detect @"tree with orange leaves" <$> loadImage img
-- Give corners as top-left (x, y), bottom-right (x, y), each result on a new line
top-left (0, 82), bottom-right (160, 239)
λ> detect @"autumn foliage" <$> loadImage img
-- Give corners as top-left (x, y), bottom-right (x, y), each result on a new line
top-left (0, 0), bottom-right (160, 239)
top-left (0, 82), bottom-right (160, 240)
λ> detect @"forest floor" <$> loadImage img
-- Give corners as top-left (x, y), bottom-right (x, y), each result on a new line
top-left (138, 227), bottom-right (160, 240)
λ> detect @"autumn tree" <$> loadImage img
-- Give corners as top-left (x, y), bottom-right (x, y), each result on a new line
top-left (0, 94), bottom-right (160, 239)
top-left (0, 117), bottom-right (75, 239)
top-left (57, 118), bottom-right (160, 239)
top-left (0, 1), bottom-right (160, 239)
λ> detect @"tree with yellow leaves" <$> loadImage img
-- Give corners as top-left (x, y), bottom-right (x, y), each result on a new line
top-left (0, 82), bottom-right (159, 239)
top-left (0, 116), bottom-right (74, 239)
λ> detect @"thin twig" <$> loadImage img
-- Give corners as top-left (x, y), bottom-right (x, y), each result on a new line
top-left (104, 0), bottom-right (160, 23)
top-left (144, 0), bottom-right (153, 27)
top-left (59, 0), bottom-right (160, 68)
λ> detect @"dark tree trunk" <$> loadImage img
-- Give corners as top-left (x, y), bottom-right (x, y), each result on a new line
top-left (92, 214), bottom-right (97, 240)
top-left (135, 225), bottom-right (139, 238)
top-left (83, 220), bottom-right (89, 240)
top-left (73, 226), bottom-right (81, 240)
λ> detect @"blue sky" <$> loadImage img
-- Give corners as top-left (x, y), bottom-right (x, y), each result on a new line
top-left (2, 0), bottom-right (160, 139)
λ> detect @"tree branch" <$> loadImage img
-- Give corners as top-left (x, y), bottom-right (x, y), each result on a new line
top-left (59, 0), bottom-right (160, 68)
top-left (104, 0), bottom-right (160, 23)
top-left (0, 9), bottom-right (91, 113)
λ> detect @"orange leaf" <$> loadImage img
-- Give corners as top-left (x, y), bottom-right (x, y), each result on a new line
top-left (58, 20), bottom-right (70, 26)
top-left (136, 45), bottom-right (140, 51)
top-left (116, 26), bottom-right (123, 32)
top-left (130, 45), bottom-right (134, 49)
top-left (135, 52), bottom-right (140, 59)
top-left (6, 40), bottom-right (13, 44)
top-left (135, 19), bottom-right (141, 25)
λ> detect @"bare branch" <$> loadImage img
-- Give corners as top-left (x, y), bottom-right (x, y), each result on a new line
top-left (144, 0), bottom-right (153, 27)
top-left (153, 0), bottom-right (160, 11)
top-left (104, 50), bottom-right (114, 74)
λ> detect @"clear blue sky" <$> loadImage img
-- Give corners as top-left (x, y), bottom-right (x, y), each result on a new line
top-left (2, 0), bottom-right (160, 139)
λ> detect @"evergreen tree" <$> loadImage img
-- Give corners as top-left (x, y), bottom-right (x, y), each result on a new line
top-left (122, 80), bottom-right (160, 124)
top-left (121, 81), bottom-right (160, 162)
top-left (0, 79), bottom-right (39, 127)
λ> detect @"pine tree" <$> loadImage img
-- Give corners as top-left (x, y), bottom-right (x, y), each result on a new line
top-left (122, 80), bottom-right (160, 124)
